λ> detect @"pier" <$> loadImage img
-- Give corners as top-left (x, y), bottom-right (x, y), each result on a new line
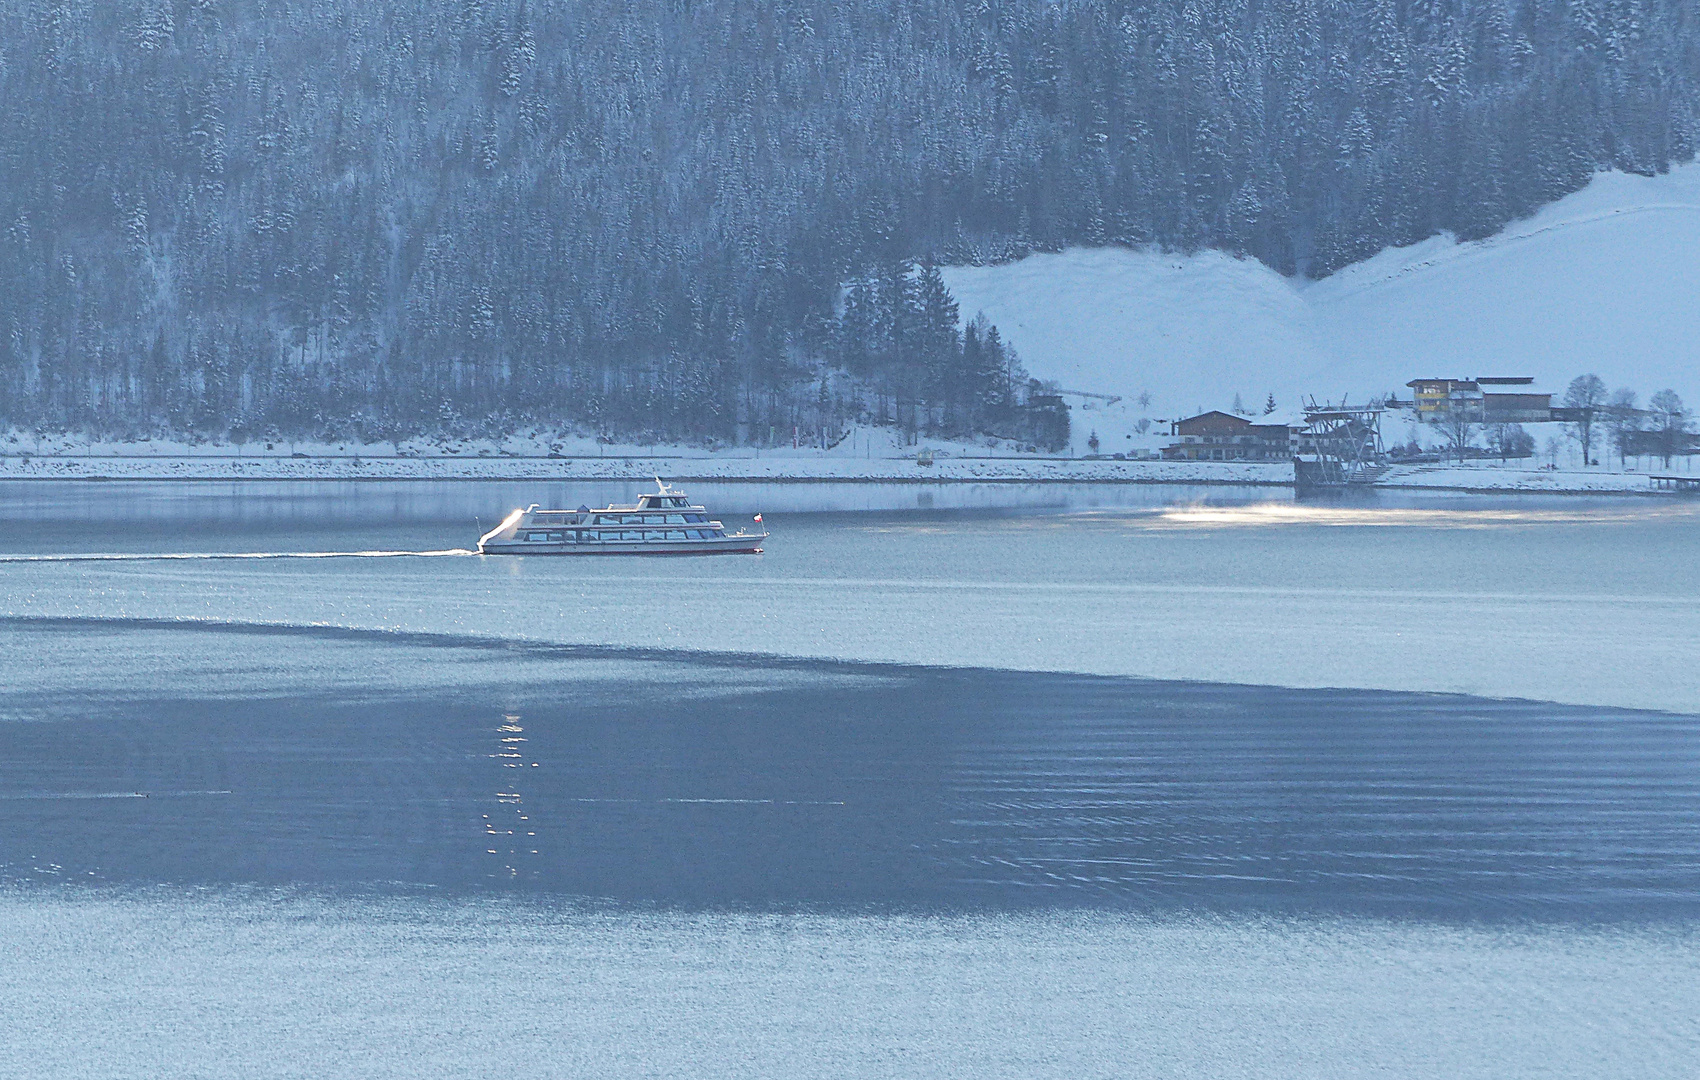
top-left (1651, 475), bottom-right (1700, 493)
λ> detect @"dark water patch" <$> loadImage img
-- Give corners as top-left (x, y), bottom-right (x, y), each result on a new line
top-left (2, 624), bottom-right (1697, 920)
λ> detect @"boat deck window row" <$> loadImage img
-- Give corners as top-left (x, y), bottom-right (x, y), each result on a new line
top-left (529, 513), bottom-right (710, 525)
top-left (522, 529), bottom-right (722, 542)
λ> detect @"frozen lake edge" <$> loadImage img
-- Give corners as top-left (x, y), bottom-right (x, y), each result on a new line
top-left (0, 453), bottom-right (1684, 495)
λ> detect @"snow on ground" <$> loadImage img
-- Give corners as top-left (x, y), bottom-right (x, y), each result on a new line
top-left (5, 424), bottom-right (1693, 492)
top-left (1378, 461), bottom-right (1693, 493)
top-left (0, 424), bottom-right (1290, 484)
top-left (942, 163), bottom-right (1700, 456)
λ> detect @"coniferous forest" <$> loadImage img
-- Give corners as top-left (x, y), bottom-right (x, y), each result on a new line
top-left (1, 0), bottom-right (1695, 443)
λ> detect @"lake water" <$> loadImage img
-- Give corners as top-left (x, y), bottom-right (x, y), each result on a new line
top-left (2, 480), bottom-right (1698, 1078)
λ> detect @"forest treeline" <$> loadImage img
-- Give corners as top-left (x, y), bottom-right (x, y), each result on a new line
top-left (0, 0), bottom-right (1695, 441)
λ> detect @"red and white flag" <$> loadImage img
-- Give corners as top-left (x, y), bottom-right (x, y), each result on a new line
top-left (753, 514), bottom-right (763, 523)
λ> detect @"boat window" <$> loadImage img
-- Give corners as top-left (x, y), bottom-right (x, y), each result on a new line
top-left (644, 530), bottom-right (665, 540)
top-left (666, 531), bottom-right (684, 540)
top-left (665, 514), bottom-right (685, 524)
top-left (524, 532), bottom-right (549, 541)
top-left (685, 514), bottom-right (706, 523)
top-left (620, 531), bottom-right (640, 541)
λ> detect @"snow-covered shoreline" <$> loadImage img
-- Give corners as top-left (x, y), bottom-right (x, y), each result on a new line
top-left (4, 425), bottom-right (1691, 491)
top-left (0, 449), bottom-right (1688, 495)
top-left (1375, 462), bottom-right (1685, 495)
top-left (0, 450), bottom-right (1293, 485)
top-left (0, 424), bottom-right (1264, 483)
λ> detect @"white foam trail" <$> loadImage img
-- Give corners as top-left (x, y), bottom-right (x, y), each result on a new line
top-left (0, 549), bottom-right (476, 563)
top-left (0, 790), bottom-right (234, 800)
top-left (567, 797), bottom-right (848, 806)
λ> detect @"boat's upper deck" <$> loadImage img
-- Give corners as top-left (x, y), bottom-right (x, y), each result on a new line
top-left (519, 488), bottom-right (716, 528)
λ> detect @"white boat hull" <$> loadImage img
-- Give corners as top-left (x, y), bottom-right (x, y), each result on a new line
top-left (479, 534), bottom-right (765, 555)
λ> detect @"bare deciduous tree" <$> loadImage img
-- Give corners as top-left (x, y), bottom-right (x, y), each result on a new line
top-left (1432, 412), bottom-right (1479, 463)
top-left (1607, 387), bottom-right (1639, 468)
top-left (1649, 389), bottom-right (1690, 467)
top-left (1564, 374), bottom-right (1608, 466)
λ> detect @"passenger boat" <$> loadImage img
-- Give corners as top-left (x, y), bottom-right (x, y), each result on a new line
top-left (477, 481), bottom-right (767, 555)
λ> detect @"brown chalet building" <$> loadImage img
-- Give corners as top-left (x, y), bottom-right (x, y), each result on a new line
top-left (1162, 411), bottom-right (1296, 462)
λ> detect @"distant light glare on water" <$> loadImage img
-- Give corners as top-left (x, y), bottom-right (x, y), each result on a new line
top-left (1152, 500), bottom-right (1693, 528)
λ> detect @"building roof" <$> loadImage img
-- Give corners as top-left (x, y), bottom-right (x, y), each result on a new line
top-left (1177, 410), bottom-right (1250, 425)
top-left (1409, 376), bottom-right (1540, 389)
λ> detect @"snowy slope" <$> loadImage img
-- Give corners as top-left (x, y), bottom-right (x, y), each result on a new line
top-left (942, 164), bottom-right (1700, 454)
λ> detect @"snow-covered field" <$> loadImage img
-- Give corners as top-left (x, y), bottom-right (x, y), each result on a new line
top-left (1380, 461), bottom-right (1694, 493)
top-left (5, 426), bottom-right (1692, 493)
top-left (0, 451), bottom-right (1281, 484)
top-left (0, 425), bottom-right (1293, 484)
top-left (943, 164), bottom-right (1700, 456)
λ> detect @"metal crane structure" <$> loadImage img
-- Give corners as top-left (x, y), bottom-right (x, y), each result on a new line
top-left (1294, 400), bottom-right (1387, 492)
top-left (1054, 388), bottom-right (1124, 407)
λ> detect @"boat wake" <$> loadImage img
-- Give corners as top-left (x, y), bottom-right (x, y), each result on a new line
top-left (0, 549), bottom-right (477, 563)
top-left (0, 790), bottom-right (234, 800)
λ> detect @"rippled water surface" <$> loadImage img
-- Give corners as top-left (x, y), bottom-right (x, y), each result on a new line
top-left (2, 481), bottom-right (1697, 1078)
top-left (4, 623), bottom-right (1699, 918)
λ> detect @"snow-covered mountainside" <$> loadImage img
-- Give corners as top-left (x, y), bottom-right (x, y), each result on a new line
top-left (942, 165), bottom-right (1700, 454)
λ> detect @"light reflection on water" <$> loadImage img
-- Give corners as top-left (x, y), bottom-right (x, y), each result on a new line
top-left (1153, 500), bottom-right (1700, 528)
top-left (487, 714), bottom-right (540, 880)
